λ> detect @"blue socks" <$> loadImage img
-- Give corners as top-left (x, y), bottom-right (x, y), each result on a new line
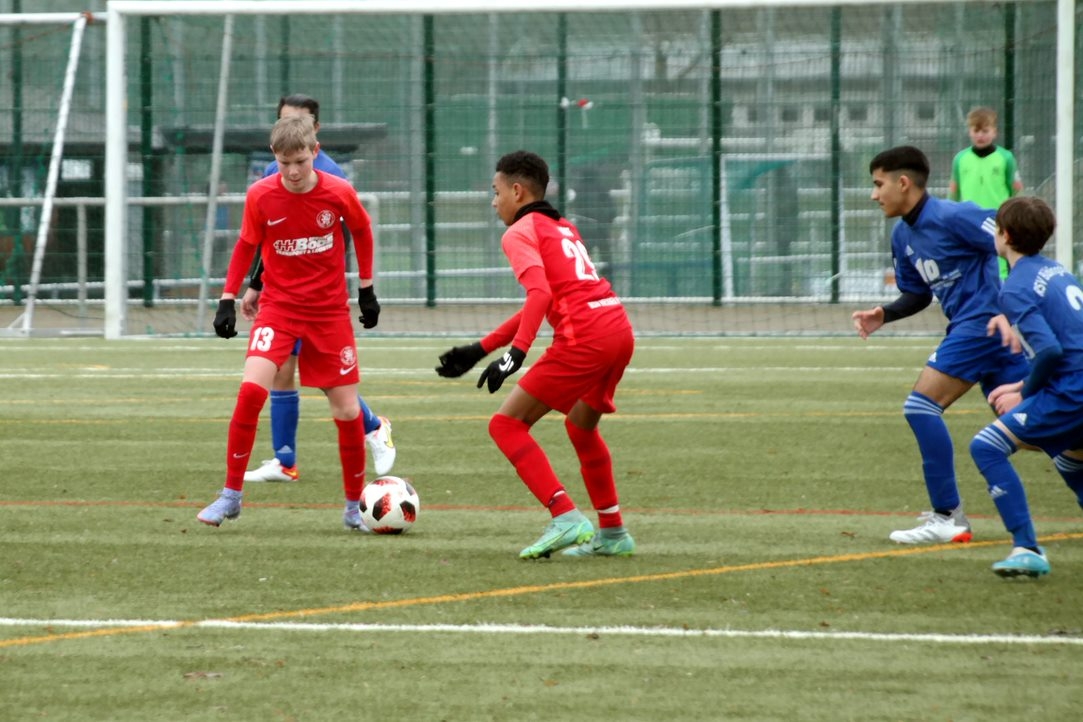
top-left (360, 396), bottom-right (380, 435)
top-left (270, 390), bottom-right (381, 467)
top-left (970, 425), bottom-right (1037, 549)
top-left (269, 390), bottom-right (300, 468)
top-left (903, 391), bottom-right (959, 512)
top-left (1054, 454), bottom-right (1083, 511)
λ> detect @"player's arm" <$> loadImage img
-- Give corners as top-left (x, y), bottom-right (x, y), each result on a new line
top-left (475, 266), bottom-right (551, 393)
top-left (214, 238), bottom-right (257, 338)
top-left (880, 291), bottom-right (933, 323)
top-left (436, 263), bottom-right (551, 384)
top-left (247, 254), bottom-right (265, 292)
top-left (1014, 309), bottom-right (1062, 398)
top-left (341, 191), bottom-right (380, 329)
top-left (955, 205), bottom-right (999, 252)
top-left (852, 247), bottom-right (931, 338)
top-left (341, 190), bottom-right (374, 279)
top-left (986, 313), bottom-right (1023, 354)
top-left (852, 291), bottom-right (932, 339)
top-left (1004, 152), bottom-right (1023, 196)
top-left (434, 308), bottom-right (523, 378)
top-left (948, 154), bottom-right (962, 201)
top-left (215, 191), bottom-right (264, 337)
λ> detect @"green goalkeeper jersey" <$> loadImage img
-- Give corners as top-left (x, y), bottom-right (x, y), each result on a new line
top-left (950, 145), bottom-right (1019, 209)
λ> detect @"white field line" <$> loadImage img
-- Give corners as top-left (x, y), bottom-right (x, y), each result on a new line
top-left (1, 617), bottom-right (1080, 646)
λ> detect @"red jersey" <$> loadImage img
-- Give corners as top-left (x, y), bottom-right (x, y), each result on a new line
top-left (224, 171), bottom-right (373, 318)
top-left (501, 206), bottom-right (630, 346)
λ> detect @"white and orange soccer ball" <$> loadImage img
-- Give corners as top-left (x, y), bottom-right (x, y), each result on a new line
top-left (359, 476), bottom-right (419, 534)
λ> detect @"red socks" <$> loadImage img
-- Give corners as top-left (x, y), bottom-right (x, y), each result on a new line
top-left (335, 415), bottom-right (367, 502)
top-left (225, 382), bottom-right (269, 491)
top-left (489, 414), bottom-right (574, 516)
top-left (565, 418), bottom-right (623, 529)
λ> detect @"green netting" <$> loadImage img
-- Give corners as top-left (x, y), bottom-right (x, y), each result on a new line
top-left (0, 3), bottom-right (1074, 335)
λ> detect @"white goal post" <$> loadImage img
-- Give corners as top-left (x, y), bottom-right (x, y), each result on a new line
top-left (102, 0), bottom-right (1075, 339)
top-left (0, 11), bottom-right (97, 337)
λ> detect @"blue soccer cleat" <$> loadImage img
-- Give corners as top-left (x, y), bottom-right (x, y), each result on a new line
top-left (992, 547), bottom-right (1050, 578)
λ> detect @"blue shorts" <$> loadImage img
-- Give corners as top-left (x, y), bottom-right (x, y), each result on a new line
top-left (292, 339), bottom-right (302, 356)
top-left (927, 333), bottom-right (1029, 397)
top-left (1000, 387), bottom-right (1083, 456)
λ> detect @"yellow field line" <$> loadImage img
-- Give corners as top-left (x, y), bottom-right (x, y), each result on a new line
top-left (4, 531), bottom-right (1081, 650)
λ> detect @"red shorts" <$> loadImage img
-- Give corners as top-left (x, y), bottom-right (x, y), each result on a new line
top-left (245, 307), bottom-right (359, 388)
top-left (517, 328), bottom-right (635, 415)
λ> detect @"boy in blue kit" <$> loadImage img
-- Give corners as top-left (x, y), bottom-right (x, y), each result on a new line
top-left (852, 146), bottom-right (1029, 545)
top-left (971, 196), bottom-right (1083, 577)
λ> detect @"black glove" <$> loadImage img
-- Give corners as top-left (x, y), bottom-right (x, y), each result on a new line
top-left (213, 299), bottom-right (237, 339)
top-left (435, 342), bottom-right (487, 378)
top-left (477, 347), bottom-right (526, 393)
top-left (358, 286), bottom-right (380, 329)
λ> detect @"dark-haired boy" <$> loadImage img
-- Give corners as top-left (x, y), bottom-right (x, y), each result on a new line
top-left (435, 151), bottom-right (636, 559)
top-left (852, 145), bottom-right (1028, 546)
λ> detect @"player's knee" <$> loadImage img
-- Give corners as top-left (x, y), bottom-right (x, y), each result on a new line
top-left (903, 391), bottom-right (942, 422)
top-left (969, 427), bottom-right (1011, 469)
top-left (489, 413), bottom-right (512, 442)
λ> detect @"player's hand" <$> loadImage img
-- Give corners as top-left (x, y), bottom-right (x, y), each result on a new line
top-left (213, 298), bottom-right (238, 339)
top-left (851, 307), bottom-right (884, 339)
top-left (240, 287), bottom-right (260, 321)
top-left (358, 286), bottom-right (380, 329)
top-left (987, 313), bottom-right (1022, 354)
top-left (988, 381), bottom-right (1024, 415)
top-left (435, 342), bottom-right (487, 378)
top-left (477, 347), bottom-right (526, 393)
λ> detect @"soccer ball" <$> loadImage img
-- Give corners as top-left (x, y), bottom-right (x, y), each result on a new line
top-left (360, 476), bottom-right (419, 534)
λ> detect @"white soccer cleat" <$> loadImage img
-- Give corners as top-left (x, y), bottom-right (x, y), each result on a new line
top-left (243, 458), bottom-right (299, 483)
top-left (889, 508), bottom-right (972, 544)
top-left (365, 416), bottom-right (397, 476)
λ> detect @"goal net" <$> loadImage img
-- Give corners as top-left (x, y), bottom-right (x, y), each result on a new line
top-left (4, 1), bottom-right (1074, 337)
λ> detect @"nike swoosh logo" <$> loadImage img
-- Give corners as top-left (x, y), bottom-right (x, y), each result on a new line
top-left (267, 217), bottom-right (287, 226)
top-left (232, 452), bottom-right (249, 459)
top-left (339, 364), bottom-right (357, 375)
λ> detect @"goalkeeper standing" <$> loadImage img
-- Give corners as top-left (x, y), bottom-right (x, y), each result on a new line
top-left (197, 115), bottom-right (381, 531)
top-left (436, 150), bottom-right (636, 559)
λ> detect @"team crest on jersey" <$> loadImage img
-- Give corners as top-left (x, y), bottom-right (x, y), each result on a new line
top-left (317, 210), bottom-right (336, 229)
top-left (339, 346), bottom-right (357, 367)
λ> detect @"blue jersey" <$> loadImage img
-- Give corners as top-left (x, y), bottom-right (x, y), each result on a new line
top-left (1000, 255), bottom-right (1083, 397)
top-left (264, 150), bottom-right (347, 180)
top-left (891, 195), bottom-right (1000, 336)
